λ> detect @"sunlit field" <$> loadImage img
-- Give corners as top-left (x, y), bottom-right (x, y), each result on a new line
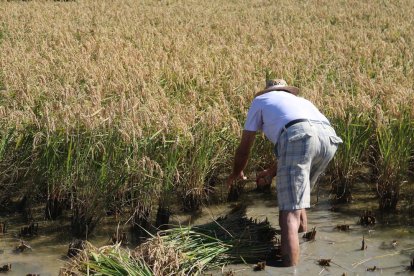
top-left (0, 0), bottom-right (413, 273)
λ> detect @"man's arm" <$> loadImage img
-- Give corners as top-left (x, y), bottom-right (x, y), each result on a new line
top-left (226, 130), bottom-right (256, 187)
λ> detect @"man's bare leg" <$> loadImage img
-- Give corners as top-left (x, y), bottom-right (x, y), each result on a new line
top-left (299, 209), bottom-right (307, 232)
top-left (279, 210), bottom-right (301, 266)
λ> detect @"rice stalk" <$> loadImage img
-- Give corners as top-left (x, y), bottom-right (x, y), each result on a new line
top-left (62, 208), bottom-right (277, 275)
top-left (329, 110), bottom-right (372, 203)
top-left (373, 108), bottom-right (413, 211)
top-left (61, 242), bottom-right (153, 276)
top-left (0, 0), bottom-right (413, 242)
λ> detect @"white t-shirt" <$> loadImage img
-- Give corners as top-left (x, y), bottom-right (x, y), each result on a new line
top-left (244, 91), bottom-right (330, 144)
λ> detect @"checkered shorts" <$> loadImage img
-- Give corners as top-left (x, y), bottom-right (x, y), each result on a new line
top-left (275, 121), bottom-right (342, 211)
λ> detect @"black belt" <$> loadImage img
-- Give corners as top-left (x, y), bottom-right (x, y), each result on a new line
top-left (280, 119), bottom-right (330, 135)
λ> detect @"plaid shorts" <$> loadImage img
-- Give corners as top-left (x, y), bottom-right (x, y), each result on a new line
top-left (275, 120), bottom-right (342, 211)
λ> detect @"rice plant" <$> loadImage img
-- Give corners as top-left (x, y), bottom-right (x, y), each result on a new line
top-left (62, 208), bottom-right (277, 275)
top-left (177, 124), bottom-right (230, 211)
top-left (86, 250), bottom-right (154, 276)
top-left (61, 243), bottom-right (154, 276)
top-left (0, 0), bottom-right (413, 244)
top-left (329, 110), bottom-right (372, 203)
top-left (154, 137), bottom-right (181, 229)
top-left (373, 110), bottom-right (413, 211)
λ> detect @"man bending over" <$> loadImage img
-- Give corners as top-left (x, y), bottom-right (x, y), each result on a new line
top-left (227, 79), bottom-right (342, 266)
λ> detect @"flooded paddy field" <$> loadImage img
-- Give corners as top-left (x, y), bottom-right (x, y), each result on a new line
top-left (1, 0), bottom-right (414, 274)
top-left (1, 182), bottom-right (413, 275)
top-left (217, 191), bottom-right (414, 275)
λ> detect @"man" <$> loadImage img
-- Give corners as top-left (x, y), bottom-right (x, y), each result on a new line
top-left (227, 79), bottom-right (342, 266)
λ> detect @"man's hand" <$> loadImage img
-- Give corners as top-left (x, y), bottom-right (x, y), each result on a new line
top-left (256, 161), bottom-right (277, 181)
top-left (226, 171), bottom-right (247, 188)
top-left (255, 162), bottom-right (277, 189)
top-left (256, 169), bottom-right (273, 180)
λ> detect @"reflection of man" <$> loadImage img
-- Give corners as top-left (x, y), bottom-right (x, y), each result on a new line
top-left (227, 79), bottom-right (342, 266)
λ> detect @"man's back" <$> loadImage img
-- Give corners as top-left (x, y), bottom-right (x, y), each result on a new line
top-left (244, 91), bottom-right (329, 144)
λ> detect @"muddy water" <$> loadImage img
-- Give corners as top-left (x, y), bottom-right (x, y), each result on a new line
top-left (206, 184), bottom-right (414, 275)
top-left (1, 183), bottom-right (413, 275)
top-left (0, 219), bottom-right (115, 275)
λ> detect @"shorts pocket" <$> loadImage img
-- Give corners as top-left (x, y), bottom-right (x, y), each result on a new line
top-left (290, 167), bottom-right (307, 207)
top-left (329, 135), bottom-right (343, 144)
top-left (288, 133), bottom-right (312, 142)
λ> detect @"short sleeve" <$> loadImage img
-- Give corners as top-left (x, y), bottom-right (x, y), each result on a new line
top-left (244, 99), bottom-right (263, 131)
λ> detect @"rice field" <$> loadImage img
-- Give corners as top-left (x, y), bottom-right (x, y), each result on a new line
top-left (0, 0), bottom-right (413, 264)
